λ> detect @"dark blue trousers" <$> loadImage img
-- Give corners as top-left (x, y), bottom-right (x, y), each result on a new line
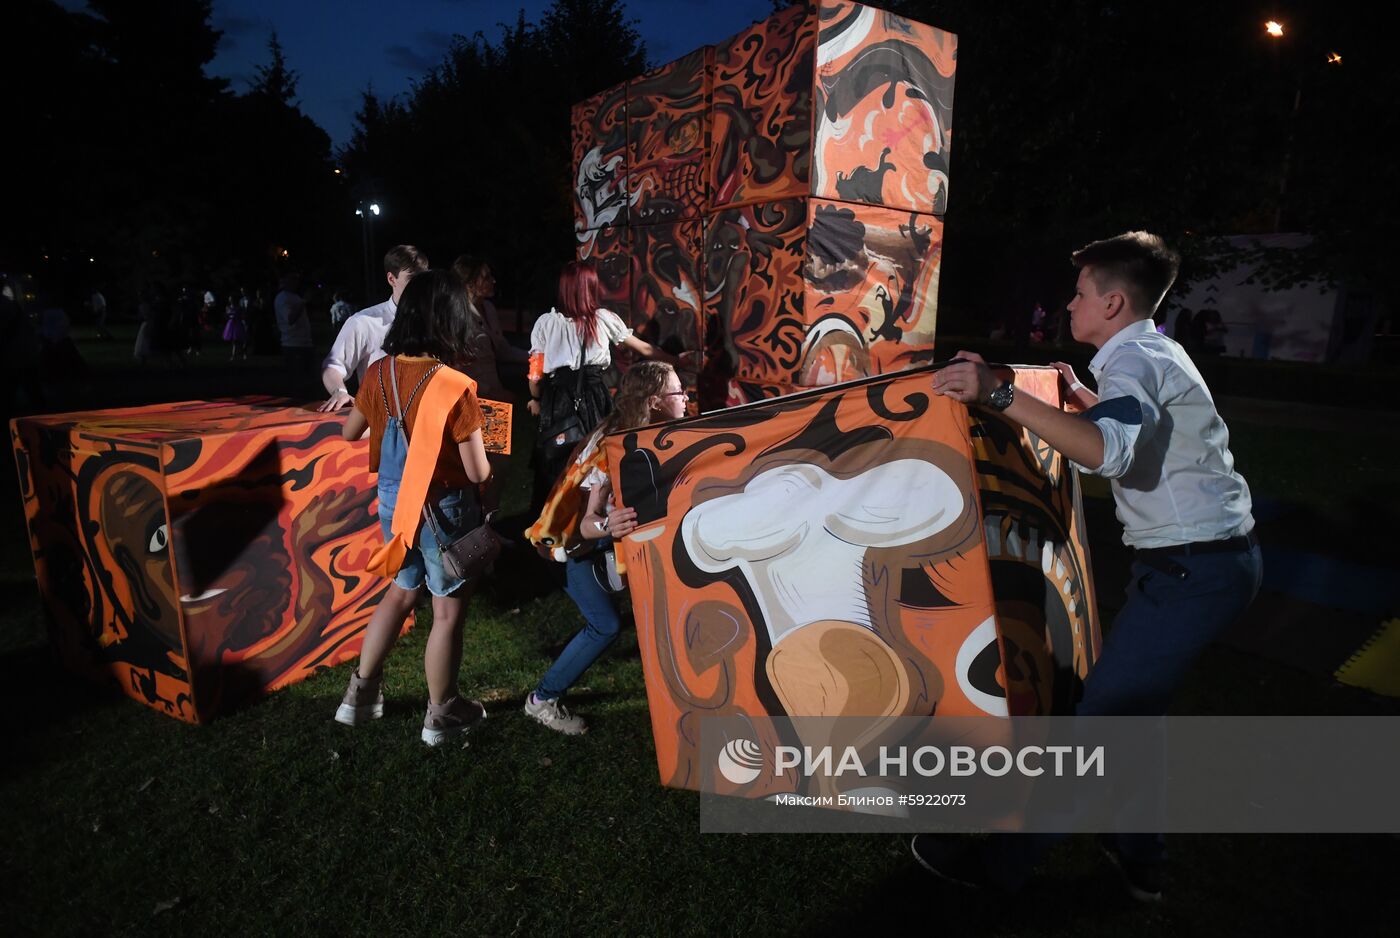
top-left (984, 542), bottom-right (1263, 889)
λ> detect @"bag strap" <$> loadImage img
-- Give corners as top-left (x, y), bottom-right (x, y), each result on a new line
top-left (382, 361), bottom-right (476, 550)
top-left (386, 356), bottom-right (439, 429)
top-left (572, 326), bottom-right (587, 404)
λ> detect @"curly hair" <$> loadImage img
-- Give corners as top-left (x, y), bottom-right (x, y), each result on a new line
top-left (602, 361), bottom-right (676, 433)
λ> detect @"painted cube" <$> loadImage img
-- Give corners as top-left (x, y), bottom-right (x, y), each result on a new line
top-left (813, 0), bottom-right (957, 214)
top-left (604, 366), bottom-right (1100, 791)
top-left (628, 47), bottom-right (712, 224)
top-left (11, 397), bottom-right (512, 722)
top-left (572, 81), bottom-right (630, 238)
top-left (709, 2), bottom-right (816, 209)
top-left (570, 3), bottom-right (958, 406)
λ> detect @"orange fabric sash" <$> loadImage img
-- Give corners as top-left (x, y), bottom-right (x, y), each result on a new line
top-left (366, 364), bottom-right (476, 578)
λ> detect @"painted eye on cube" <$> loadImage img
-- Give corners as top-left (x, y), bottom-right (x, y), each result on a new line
top-left (148, 523), bottom-right (168, 554)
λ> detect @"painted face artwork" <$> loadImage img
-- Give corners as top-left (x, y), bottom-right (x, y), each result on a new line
top-left (573, 81), bottom-right (630, 256)
top-left (604, 366), bottom-right (1099, 793)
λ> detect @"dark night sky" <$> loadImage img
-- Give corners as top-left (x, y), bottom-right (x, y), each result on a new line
top-left (201, 0), bottom-right (776, 149)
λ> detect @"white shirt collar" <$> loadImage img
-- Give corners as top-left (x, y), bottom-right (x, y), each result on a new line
top-left (364, 297), bottom-right (396, 322)
top-left (1089, 318), bottom-right (1156, 378)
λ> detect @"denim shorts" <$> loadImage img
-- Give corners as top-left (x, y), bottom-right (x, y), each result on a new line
top-left (377, 486), bottom-right (482, 597)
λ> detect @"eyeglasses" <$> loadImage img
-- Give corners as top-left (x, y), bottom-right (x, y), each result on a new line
top-left (659, 390), bottom-right (687, 398)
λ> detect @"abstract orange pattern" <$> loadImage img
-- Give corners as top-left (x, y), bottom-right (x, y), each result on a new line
top-left (577, 223), bottom-right (632, 326)
top-left (801, 199), bottom-right (943, 385)
top-left (702, 198), bottom-right (808, 401)
top-left (627, 47), bottom-right (712, 224)
top-left (632, 219), bottom-right (705, 410)
top-left (970, 368), bottom-right (1101, 715)
top-left (813, 1), bottom-right (957, 214)
top-left (604, 366), bottom-right (1100, 791)
top-left (11, 397), bottom-right (511, 722)
top-left (709, 2), bottom-right (816, 209)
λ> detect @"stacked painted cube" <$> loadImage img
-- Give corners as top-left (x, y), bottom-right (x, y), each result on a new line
top-left (571, 1), bottom-right (956, 408)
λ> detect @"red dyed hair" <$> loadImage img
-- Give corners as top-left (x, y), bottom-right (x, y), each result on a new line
top-left (557, 260), bottom-right (601, 347)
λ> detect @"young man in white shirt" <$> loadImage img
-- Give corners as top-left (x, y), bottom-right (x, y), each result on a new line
top-left (318, 245), bottom-right (429, 412)
top-left (917, 231), bottom-right (1262, 902)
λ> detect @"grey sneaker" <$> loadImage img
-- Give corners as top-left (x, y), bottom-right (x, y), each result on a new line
top-left (421, 696), bottom-right (487, 747)
top-left (334, 670), bottom-right (384, 726)
top-left (523, 693), bottom-right (587, 735)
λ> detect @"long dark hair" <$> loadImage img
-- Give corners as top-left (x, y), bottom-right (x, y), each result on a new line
top-left (381, 269), bottom-right (483, 365)
top-left (451, 255), bottom-right (489, 301)
top-left (557, 260), bottom-right (601, 347)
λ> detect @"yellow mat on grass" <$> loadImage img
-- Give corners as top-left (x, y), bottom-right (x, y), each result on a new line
top-left (1335, 618), bottom-right (1400, 697)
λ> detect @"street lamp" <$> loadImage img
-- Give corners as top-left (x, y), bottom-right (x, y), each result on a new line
top-left (355, 200), bottom-right (382, 302)
top-left (1264, 20), bottom-right (1342, 231)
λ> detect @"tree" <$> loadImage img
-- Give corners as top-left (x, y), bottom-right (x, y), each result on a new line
top-left (338, 0), bottom-right (648, 308)
top-left (251, 31), bottom-right (299, 106)
top-left (882, 0), bottom-right (1393, 320)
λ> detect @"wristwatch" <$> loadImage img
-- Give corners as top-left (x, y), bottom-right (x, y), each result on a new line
top-left (987, 381), bottom-right (1015, 411)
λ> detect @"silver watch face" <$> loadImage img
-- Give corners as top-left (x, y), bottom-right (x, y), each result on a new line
top-left (989, 382), bottom-right (1014, 411)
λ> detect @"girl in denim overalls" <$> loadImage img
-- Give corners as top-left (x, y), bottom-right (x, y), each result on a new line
top-left (335, 270), bottom-right (493, 746)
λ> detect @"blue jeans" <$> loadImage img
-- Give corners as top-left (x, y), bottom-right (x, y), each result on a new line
top-left (535, 553), bottom-right (622, 700)
top-left (377, 413), bottom-right (480, 598)
top-left (983, 543), bottom-right (1264, 889)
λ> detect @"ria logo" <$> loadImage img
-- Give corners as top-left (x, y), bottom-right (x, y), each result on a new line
top-left (717, 737), bottom-right (764, 785)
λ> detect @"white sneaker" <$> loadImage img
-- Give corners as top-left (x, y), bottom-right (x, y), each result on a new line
top-left (334, 670), bottom-right (384, 726)
top-left (523, 694), bottom-right (587, 735)
top-left (421, 696), bottom-right (487, 747)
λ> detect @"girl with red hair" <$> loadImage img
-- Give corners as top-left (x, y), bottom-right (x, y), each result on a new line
top-left (528, 260), bottom-right (692, 505)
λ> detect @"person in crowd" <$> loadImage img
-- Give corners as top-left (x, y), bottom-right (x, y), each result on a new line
top-left (336, 269), bottom-right (494, 747)
top-left (89, 286), bottom-right (112, 340)
top-left (319, 245), bottom-right (430, 412)
top-left (918, 231), bottom-right (1261, 903)
top-left (36, 288), bottom-right (86, 376)
top-left (275, 272), bottom-right (314, 391)
top-left (329, 290), bottom-right (354, 326)
top-left (1, 274), bottom-right (45, 418)
top-left (451, 255), bottom-right (528, 403)
top-left (523, 361), bottom-right (687, 734)
top-left (172, 285), bottom-right (199, 360)
top-left (1198, 308), bottom-right (1228, 355)
top-left (223, 293), bottom-right (248, 360)
top-left (528, 260), bottom-right (694, 509)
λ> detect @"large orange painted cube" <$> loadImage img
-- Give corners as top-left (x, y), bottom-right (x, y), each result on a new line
top-left (604, 366), bottom-right (1100, 791)
top-left (571, 2), bottom-right (957, 408)
top-left (10, 396), bottom-right (512, 723)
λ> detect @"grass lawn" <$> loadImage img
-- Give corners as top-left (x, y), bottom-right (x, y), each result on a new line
top-left (2, 325), bottom-right (1397, 936)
